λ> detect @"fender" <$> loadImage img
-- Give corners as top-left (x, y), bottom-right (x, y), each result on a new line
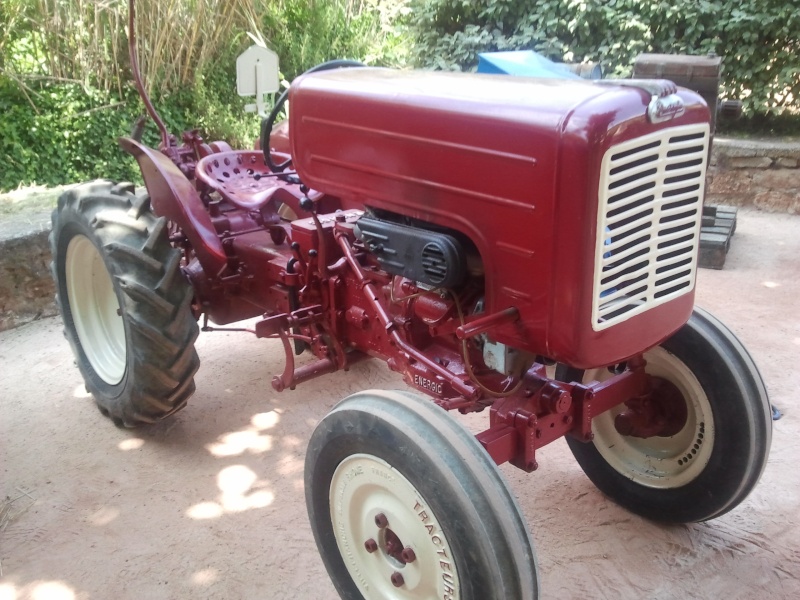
top-left (119, 137), bottom-right (228, 275)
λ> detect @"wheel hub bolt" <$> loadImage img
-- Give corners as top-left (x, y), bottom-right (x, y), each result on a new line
top-left (364, 538), bottom-right (378, 553)
top-left (401, 547), bottom-right (416, 563)
top-left (391, 572), bottom-right (404, 587)
top-left (374, 512), bottom-right (389, 528)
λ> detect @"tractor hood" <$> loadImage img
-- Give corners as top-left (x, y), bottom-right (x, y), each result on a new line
top-left (288, 68), bottom-right (649, 221)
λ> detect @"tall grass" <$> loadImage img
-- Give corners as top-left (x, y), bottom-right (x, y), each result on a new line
top-left (133, 0), bottom-right (259, 97)
top-left (1, 0), bottom-right (410, 97)
top-left (2, 0), bottom-right (258, 97)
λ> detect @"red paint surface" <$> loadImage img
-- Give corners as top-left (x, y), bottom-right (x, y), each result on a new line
top-left (290, 68), bottom-right (709, 367)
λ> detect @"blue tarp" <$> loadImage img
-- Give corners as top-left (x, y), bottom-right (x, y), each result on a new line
top-left (477, 50), bottom-right (580, 79)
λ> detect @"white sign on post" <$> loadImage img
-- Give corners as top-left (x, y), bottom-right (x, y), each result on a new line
top-left (236, 45), bottom-right (279, 116)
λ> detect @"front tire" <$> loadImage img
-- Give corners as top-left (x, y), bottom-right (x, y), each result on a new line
top-left (305, 390), bottom-right (539, 600)
top-left (566, 308), bottom-right (772, 522)
top-left (50, 181), bottom-right (200, 427)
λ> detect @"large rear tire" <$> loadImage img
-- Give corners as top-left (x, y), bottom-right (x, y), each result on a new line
top-left (305, 390), bottom-right (539, 600)
top-left (565, 308), bottom-right (772, 523)
top-left (50, 181), bottom-right (200, 427)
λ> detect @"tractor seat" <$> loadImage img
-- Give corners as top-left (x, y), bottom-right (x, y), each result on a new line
top-left (195, 150), bottom-right (285, 211)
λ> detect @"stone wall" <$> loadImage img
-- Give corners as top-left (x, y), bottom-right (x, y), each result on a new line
top-left (706, 138), bottom-right (800, 213)
top-left (0, 211), bottom-right (58, 332)
top-left (0, 231), bottom-right (58, 331)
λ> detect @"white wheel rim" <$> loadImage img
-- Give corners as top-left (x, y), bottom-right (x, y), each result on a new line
top-left (330, 454), bottom-right (460, 599)
top-left (589, 347), bottom-right (714, 488)
top-left (65, 234), bottom-right (126, 385)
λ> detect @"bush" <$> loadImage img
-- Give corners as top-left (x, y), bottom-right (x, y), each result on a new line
top-left (0, 0), bottom-right (264, 191)
top-left (407, 0), bottom-right (799, 117)
top-left (0, 82), bottom-right (135, 189)
top-left (0, 0), bottom-right (411, 191)
top-left (259, 0), bottom-right (410, 81)
top-left (0, 79), bottom-right (260, 192)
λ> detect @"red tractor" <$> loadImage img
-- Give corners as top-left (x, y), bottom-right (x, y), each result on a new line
top-left (49, 3), bottom-right (772, 598)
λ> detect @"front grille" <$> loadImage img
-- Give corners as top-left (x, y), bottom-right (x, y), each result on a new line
top-left (591, 124), bottom-right (709, 331)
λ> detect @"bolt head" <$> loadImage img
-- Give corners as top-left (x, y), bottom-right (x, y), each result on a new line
top-left (401, 547), bottom-right (416, 563)
top-left (364, 539), bottom-right (378, 553)
top-left (374, 513), bottom-right (389, 528)
top-left (391, 572), bottom-right (404, 587)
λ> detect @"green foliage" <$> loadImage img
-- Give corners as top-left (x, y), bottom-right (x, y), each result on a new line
top-left (0, 0), bottom-right (411, 191)
top-left (407, 0), bottom-right (800, 116)
top-left (0, 0), bottom-right (260, 191)
top-left (259, 0), bottom-right (410, 81)
top-left (718, 113), bottom-right (800, 137)
top-left (0, 78), bottom-right (259, 192)
top-left (0, 81), bottom-right (135, 189)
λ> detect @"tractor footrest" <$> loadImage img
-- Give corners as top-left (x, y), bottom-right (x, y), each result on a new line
top-left (699, 205), bottom-right (737, 270)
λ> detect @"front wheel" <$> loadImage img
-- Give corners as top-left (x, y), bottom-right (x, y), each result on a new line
top-left (566, 307), bottom-right (772, 523)
top-left (305, 390), bottom-right (539, 600)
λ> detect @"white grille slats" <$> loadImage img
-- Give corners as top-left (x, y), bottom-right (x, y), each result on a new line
top-left (592, 124), bottom-right (709, 330)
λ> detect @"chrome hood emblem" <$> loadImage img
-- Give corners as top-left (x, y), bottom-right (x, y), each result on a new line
top-left (648, 94), bottom-right (686, 123)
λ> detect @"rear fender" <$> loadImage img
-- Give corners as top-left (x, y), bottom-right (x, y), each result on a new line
top-left (119, 137), bottom-right (228, 275)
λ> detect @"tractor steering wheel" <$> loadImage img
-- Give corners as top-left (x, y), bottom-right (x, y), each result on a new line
top-left (261, 59), bottom-right (365, 174)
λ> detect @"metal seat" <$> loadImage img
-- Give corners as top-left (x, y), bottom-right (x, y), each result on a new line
top-left (195, 150), bottom-right (282, 211)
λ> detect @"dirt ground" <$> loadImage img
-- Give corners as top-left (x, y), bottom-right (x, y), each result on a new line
top-left (1, 208), bottom-right (799, 600)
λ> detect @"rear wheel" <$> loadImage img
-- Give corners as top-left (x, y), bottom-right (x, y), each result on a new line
top-left (305, 390), bottom-right (539, 600)
top-left (565, 308), bottom-right (772, 522)
top-left (50, 181), bottom-right (200, 427)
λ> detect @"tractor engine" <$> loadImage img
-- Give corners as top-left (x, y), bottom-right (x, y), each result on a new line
top-left (289, 69), bottom-right (710, 369)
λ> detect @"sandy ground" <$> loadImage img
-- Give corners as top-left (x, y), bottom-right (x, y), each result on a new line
top-left (1, 208), bottom-right (799, 600)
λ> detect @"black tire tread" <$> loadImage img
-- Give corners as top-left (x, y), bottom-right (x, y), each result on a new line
top-left (158, 251), bottom-right (182, 287)
top-left (682, 307), bottom-right (772, 516)
top-left (50, 180), bottom-right (200, 427)
top-left (106, 242), bottom-right (163, 272)
top-left (118, 276), bottom-right (175, 314)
